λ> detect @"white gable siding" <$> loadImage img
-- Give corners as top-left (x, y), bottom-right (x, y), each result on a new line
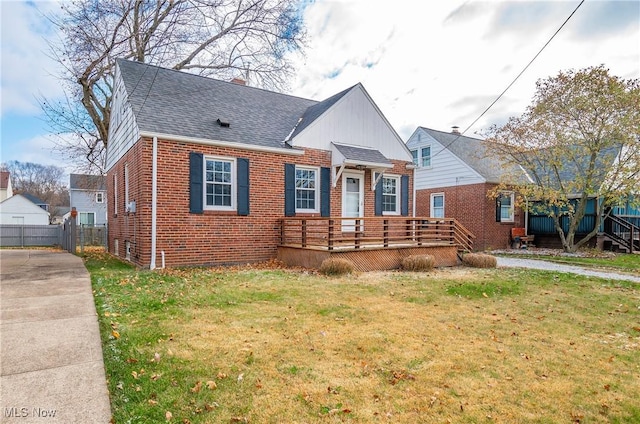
top-left (292, 86), bottom-right (412, 162)
top-left (105, 63), bottom-right (140, 170)
top-left (407, 129), bottom-right (485, 190)
top-left (0, 195), bottom-right (50, 225)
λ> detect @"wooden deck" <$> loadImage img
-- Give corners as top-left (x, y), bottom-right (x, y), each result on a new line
top-left (277, 217), bottom-right (475, 271)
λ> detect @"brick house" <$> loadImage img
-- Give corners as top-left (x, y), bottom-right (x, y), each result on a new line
top-left (106, 59), bottom-right (414, 268)
top-left (407, 127), bottom-right (525, 251)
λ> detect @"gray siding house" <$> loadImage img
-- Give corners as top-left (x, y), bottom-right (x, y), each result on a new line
top-left (70, 174), bottom-right (107, 226)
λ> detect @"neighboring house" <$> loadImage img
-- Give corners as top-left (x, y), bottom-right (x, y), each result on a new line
top-left (407, 127), bottom-right (525, 250)
top-left (521, 146), bottom-right (639, 251)
top-left (21, 193), bottom-right (49, 212)
top-left (0, 194), bottom-right (51, 225)
top-left (70, 174), bottom-right (107, 226)
top-left (0, 171), bottom-right (13, 201)
top-left (106, 59), bottom-right (414, 268)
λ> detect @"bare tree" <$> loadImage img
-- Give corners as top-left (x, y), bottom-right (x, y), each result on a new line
top-left (41, 0), bottom-right (307, 172)
top-left (487, 66), bottom-right (640, 252)
top-left (1, 161), bottom-right (70, 221)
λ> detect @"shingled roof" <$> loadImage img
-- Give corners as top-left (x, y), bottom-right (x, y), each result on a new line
top-left (419, 127), bottom-right (510, 183)
top-left (70, 174), bottom-right (106, 191)
top-left (117, 59), bottom-right (323, 150)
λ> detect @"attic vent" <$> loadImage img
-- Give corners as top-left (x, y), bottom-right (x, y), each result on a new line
top-left (217, 118), bottom-right (230, 128)
top-left (451, 126), bottom-right (460, 134)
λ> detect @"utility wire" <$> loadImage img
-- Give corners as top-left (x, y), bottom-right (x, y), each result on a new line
top-left (429, 0), bottom-right (585, 159)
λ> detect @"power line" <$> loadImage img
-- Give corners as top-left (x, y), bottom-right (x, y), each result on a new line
top-left (429, 0), bottom-right (586, 159)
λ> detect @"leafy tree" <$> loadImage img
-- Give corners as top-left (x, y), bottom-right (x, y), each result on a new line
top-left (487, 65), bottom-right (640, 252)
top-left (1, 161), bottom-right (70, 222)
top-left (40, 0), bottom-right (307, 172)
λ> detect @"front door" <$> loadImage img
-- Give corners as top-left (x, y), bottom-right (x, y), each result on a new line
top-left (342, 171), bottom-right (364, 232)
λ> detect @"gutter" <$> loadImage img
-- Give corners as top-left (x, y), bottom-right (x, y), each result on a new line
top-left (139, 131), bottom-right (305, 156)
top-left (150, 136), bottom-right (158, 270)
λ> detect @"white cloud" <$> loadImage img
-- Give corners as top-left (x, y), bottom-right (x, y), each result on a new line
top-left (290, 0), bottom-right (640, 140)
top-left (0, 1), bottom-right (64, 117)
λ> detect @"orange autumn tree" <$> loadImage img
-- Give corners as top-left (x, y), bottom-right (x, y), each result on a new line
top-left (487, 65), bottom-right (640, 252)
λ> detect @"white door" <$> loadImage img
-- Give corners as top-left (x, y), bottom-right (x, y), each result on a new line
top-left (342, 171), bottom-right (364, 232)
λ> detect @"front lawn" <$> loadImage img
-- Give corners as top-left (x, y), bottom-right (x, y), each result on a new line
top-left (85, 251), bottom-right (640, 423)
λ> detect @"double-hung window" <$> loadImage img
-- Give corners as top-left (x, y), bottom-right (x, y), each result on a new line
top-left (411, 150), bottom-right (419, 166)
top-left (498, 192), bottom-right (514, 222)
top-left (95, 192), bottom-right (104, 203)
top-left (431, 193), bottom-right (444, 218)
top-left (382, 175), bottom-right (400, 214)
top-left (295, 166), bottom-right (319, 212)
top-left (205, 157), bottom-right (236, 210)
top-left (421, 146), bottom-right (431, 167)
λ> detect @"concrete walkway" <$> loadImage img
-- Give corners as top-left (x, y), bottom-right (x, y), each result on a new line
top-left (0, 250), bottom-right (111, 423)
top-left (496, 256), bottom-right (640, 283)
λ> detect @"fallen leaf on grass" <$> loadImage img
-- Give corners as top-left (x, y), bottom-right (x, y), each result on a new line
top-left (165, 411), bottom-right (173, 421)
top-left (191, 381), bottom-right (202, 393)
top-left (206, 380), bottom-right (217, 390)
top-left (111, 330), bottom-right (120, 339)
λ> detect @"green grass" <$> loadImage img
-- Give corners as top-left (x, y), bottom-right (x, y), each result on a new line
top-left (85, 250), bottom-right (640, 423)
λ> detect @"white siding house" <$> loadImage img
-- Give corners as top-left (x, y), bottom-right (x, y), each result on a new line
top-left (0, 194), bottom-right (50, 225)
top-left (69, 174), bottom-right (107, 226)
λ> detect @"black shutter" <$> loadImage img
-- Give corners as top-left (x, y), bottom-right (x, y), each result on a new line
top-left (401, 175), bottom-right (409, 216)
top-left (284, 163), bottom-right (295, 217)
top-left (320, 167), bottom-right (330, 217)
top-left (496, 198), bottom-right (502, 222)
top-left (374, 174), bottom-right (383, 216)
top-left (237, 158), bottom-right (250, 216)
top-left (189, 152), bottom-right (203, 214)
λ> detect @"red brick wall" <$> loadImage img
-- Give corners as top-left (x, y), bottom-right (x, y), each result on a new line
top-left (107, 138), bottom-right (413, 268)
top-left (415, 183), bottom-right (524, 251)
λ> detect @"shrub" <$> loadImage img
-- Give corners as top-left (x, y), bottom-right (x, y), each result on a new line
top-left (401, 254), bottom-right (435, 272)
top-left (319, 257), bottom-right (355, 276)
top-left (462, 253), bottom-right (497, 268)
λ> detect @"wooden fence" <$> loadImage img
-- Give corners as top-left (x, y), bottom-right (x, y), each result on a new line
top-left (0, 223), bottom-right (107, 252)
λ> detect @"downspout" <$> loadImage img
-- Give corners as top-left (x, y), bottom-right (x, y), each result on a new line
top-left (525, 196), bottom-right (529, 235)
top-left (150, 136), bottom-right (158, 270)
top-left (412, 166), bottom-right (416, 217)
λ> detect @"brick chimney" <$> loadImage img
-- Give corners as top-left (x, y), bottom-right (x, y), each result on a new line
top-left (230, 78), bottom-right (246, 86)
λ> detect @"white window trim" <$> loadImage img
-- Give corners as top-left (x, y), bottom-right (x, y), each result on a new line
top-left (381, 174), bottom-right (400, 216)
top-left (499, 191), bottom-right (515, 222)
top-left (78, 211), bottom-right (96, 226)
top-left (124, 163), bottom-right (129, 207)
top-left (95, 192), bottom-right (104, 203)
top-left (203, 155), bottom-right (237, 211)
top-left (421, 146), bottom-right (432, 168)
top-left (295, 165), bottom-right (320, 213)
top-left (113, 174), bottom-right (118, 216)
top-left (410, 149), bottom-right (419, 166)
top-left (430, 192), bottom-right (445, 218)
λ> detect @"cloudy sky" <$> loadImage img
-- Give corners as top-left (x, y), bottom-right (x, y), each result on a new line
top-left (1, 0), bottom-right (639, 179)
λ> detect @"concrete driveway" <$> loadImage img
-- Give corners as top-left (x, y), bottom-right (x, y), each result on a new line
top-left (496, 256), bottom-right (640, 283)
top-left (0, 250), bottom-right (111, 423)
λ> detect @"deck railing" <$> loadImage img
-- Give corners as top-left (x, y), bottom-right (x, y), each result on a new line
top-left (280, 217), bottom-right (475, 252)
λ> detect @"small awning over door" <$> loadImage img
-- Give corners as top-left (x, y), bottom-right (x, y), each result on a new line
top-left (331, 142), bottom-right (393, 187)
